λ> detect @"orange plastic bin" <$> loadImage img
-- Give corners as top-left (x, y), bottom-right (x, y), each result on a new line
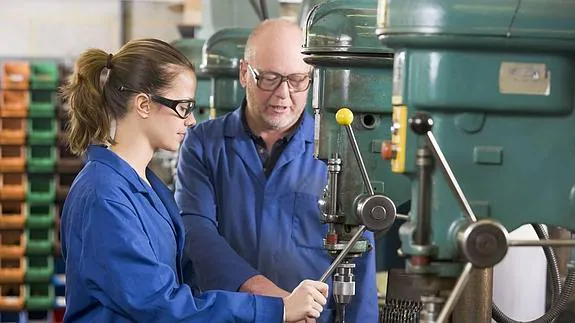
top-left (0, 145), bottom-right (26, 172)
top-left (2, 61), bottom-right (30, 90)
top-left (0, 284), bottom-right (25, 311)
top-left (0, 117), bottom-right (27, 145)
top-left (0, 90), bottom-right (29, 118)
top-left (0, 173), bottom-right (27, 201)
top-left (0, 201), bottom-right (26, 229)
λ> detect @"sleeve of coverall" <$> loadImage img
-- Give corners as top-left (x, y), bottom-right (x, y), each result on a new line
top-left (175, 127), bottom-right (261, 292)
top-left (81, 198), bottom-right (282, 323)
top-left (344, 230), bottom-right (379, 323)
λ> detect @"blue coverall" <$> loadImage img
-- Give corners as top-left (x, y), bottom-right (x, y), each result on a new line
top-left (175, 107), bottom-right (379, 323)
top-left (61, 145), bottom-right (283, 322)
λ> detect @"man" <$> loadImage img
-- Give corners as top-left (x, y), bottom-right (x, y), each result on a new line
top-left (175, 19), bottom-right (378, 323)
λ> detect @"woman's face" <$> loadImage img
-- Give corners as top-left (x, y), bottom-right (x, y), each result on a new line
top-left (147, 70), bottom-right (197, 152)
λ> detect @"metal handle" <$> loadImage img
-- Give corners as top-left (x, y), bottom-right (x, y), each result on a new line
top-left (336, 108), bottom-right (375, 196)
top-left (409, 112), bottom-right (477, 223)
top-left (343, 123), bottom-right (375, 196)
top-left (508, 239), bottom-right (575, 247)
top-left (426, 132), bottom-right (477, 223)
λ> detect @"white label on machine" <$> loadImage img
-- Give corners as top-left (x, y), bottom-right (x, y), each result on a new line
top-left (499, 62), bottom-right (550, 96)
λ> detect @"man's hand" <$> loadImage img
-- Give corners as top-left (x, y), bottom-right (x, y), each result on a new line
top-left (240, 275), bottom-right (290, 297)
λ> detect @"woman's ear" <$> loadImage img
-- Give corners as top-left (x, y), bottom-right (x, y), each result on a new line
top-left (134, 93), bottom-right (151, 119)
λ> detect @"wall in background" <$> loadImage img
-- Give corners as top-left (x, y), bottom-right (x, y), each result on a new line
top-left (0, 0), bottom-right (301, 59)
top-left (126, 1), bottom-right (183, 45)
top-left (0, 0), bottom-right (183, 59)
top-left (0, 0), bottom-right (122, 58)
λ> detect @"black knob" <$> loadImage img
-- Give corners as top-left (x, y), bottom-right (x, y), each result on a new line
top-left (409, 112), bottom-right (434, 135)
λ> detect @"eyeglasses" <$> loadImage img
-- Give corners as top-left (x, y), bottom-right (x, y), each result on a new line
top-left (247, 64), bottom-right (312, 93)
top-left (119, 86), bottom-right (196, 119)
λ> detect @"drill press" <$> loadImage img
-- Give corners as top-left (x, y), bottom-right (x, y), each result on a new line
top-left (302, 1), bottom-right (411, 321)
top-left (376, 0), bottom-right (575, 321)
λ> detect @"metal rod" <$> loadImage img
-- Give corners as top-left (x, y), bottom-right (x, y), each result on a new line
top-left (425, 132), bottom-right (477, 223)
top-left (320, 225), bottom-right (367, 282)
top-left (414, 146), bottom-right (432, 245)
top-left (328, 158), bottom-right (340, 216)
top-left (436, 262), bottom-right (473, 323)
top-left (396, 213), bottom-right (409, 221)
top-left (248, 0), bottom-right (262, 20)
top-left (344, 125), bottom-right (374, 196)
top-left (508, 239), bottom-right (575, 247)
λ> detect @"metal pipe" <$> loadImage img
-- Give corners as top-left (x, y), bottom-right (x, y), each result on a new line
top-left (425, 132), bottom-right (477, 223)
top-left (414, 146), bottom-right (432, 245)
top-left (436, 262), bottom-right (473, 323)
top-left (320, 225), bottom-right (367, 282)
top-left (259, 0), bottom-right (269, 20)
top-left (344, 125), bottom-right (374, 196)
top-left (120, 0), bottom-right (130, 45)
top-left (452, 267), bottom-right (493, 323)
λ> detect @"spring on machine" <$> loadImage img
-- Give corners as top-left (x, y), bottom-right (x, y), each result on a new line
top-left (380, 299), bottom-right (423, 323)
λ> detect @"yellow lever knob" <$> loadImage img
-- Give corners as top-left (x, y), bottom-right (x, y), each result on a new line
top-left (335, 108), bottom-right (354, 126)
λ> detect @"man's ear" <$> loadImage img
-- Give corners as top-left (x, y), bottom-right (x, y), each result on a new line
top-left (239, 59), bottom-right (248, 88)
top-left (134, 93), bottom-right (151, 119)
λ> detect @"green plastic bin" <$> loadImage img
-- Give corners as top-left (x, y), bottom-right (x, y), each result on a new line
top-left (25, 256), bottom-right (54, 283)
top-left (27, 117), bottom-right (57, 145)
top-left (25, 283), bottom-right (54, 310)
top-left (29, 91), bottom-right (56, 117)
top-left (30, 62), bottom-right (59, 90)
top-left (26, 174), bottom-right (55, 203)
top-left (25, 229), bottom-right (54, 255)
top-left (26, 204), bottom-right (55, 229)
top-left (26, 145), bottom-right (56, 173)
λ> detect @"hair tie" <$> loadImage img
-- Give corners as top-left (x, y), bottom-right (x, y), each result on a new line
top-left (106, 53), bottom-right (113, 69)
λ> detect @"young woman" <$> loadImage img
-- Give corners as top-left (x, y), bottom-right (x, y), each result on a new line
top-left (59, 38), bottom-right (328, 322)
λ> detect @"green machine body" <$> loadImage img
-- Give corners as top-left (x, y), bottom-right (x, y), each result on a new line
top-left (376, 0), bottom-right (575, 275)
top-left (200, 28), bottom-right (250, 118)
top-left (171, 38), bottom-right (211, 124)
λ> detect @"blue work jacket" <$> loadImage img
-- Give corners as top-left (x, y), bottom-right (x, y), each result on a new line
top-left (175, 107), bottom-right (379, 323)
top-left (60, 145), bottom-right (283, 322)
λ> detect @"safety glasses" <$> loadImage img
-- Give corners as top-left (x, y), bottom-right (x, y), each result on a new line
top-left (247, 64), bottom-right (312, 93)
top-left (119, 86), bottom-right (196, 119)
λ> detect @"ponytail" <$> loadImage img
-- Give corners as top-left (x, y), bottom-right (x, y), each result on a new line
top-left (61, 49), bottom-right (113, 155)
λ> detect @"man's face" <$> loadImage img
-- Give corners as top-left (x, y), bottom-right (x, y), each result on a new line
top-left (239, 30), bottom-right (312, 132)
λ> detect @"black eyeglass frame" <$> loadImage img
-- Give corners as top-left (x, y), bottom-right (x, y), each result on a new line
top-left (247, 64), bottom-right (312, 93)
top-left (119, 86), bottom-right (196, 119)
